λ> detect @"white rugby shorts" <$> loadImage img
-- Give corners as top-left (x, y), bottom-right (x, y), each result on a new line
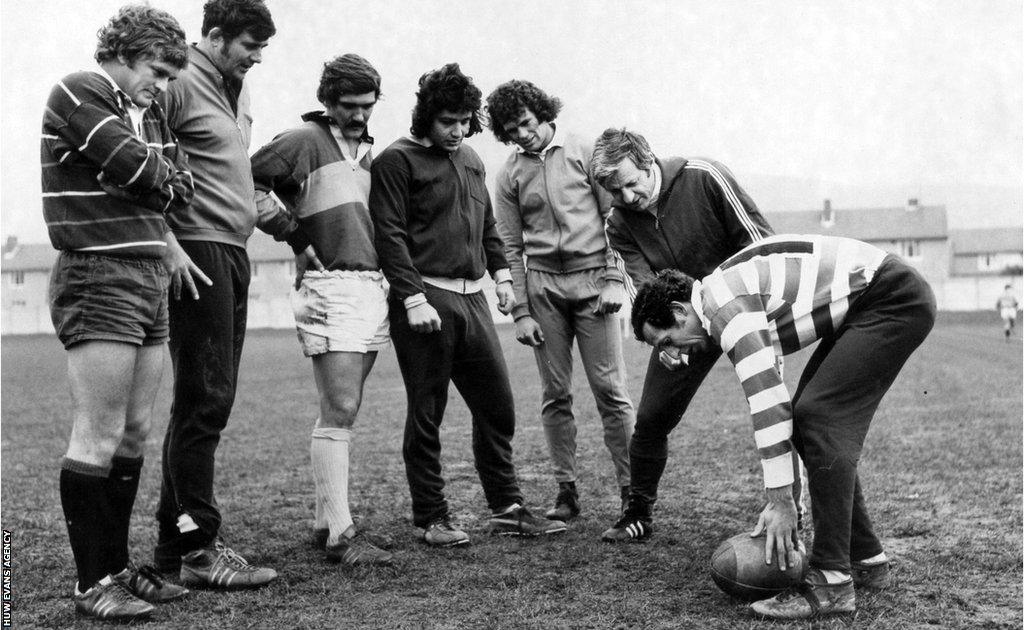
top-left (291, 270), bottom-right (390, 356)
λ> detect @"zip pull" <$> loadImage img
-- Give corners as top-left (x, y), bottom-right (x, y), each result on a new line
top-left (655, 214), bottom-right (660, 230)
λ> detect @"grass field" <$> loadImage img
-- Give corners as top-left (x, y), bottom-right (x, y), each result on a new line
top-left (1, 312), bottom-right (1021, 629)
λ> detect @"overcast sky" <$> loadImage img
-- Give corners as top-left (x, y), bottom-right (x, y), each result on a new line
top-left (2, 0), bottom-right (1021, 243)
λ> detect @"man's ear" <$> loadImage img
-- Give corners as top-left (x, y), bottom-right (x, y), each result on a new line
top-left (207, 26), bottom-right (225, 46)
top-left (669, 300), bottom-right (691, 316)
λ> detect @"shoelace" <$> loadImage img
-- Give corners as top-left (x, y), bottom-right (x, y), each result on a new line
top-left (215, 543), bottom-right (253, 570)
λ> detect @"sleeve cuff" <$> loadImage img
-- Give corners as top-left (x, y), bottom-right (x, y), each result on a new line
top-left (762, 452), bottom-right (795, 489)
top-left (404, 293), bottom-right (428, 310)
top-left (493, 268), bottom-right (512, 284)
top-left (511, 304), bottom-right (531, 320)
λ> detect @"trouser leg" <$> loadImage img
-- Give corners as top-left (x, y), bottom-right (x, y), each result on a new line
top-left (157, 241), bottom-right (249, 566)
top-left (573, 288), bottom-right (634, 488)
top-left (793, 257), bottom-right (935, 571)
top-left (450, 291), bottom-right (523, 512)
top-left (389, 291), bottom-right (455, 528)
top-left (526, 271), bottom-right (578, 483)
top-left (628, 345), bottom-right (720, 516)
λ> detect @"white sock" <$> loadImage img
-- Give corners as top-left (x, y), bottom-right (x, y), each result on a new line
top-left (311, 417), bottom-right (327, 531)
top-left (820, 569), bottom-right (851, 584)
top-left (310, 427), bottom-right (354, 547)
top-left (857, 551), bottom-right (888, 565)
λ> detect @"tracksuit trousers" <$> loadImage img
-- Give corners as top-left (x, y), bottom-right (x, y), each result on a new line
top-left (791, 255), bottom-right (935, 571)
top-left (525, 268), bottom-right (635, 488)
top-left (155, 241), bottom-right (250, 570)
top-left (389, 285), bottom-right (523, 528)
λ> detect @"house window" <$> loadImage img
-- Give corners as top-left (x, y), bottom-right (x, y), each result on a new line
top-left (12, 299), bottom-right (26, 307)
top-left (251, 263), bottom-right (259, 278)
top-left (11, 271), bottom-right (25, 285)
top-left (891, 240), bottom-right (922, 260)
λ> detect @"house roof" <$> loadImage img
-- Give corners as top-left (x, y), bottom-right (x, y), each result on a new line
top-left (1, 243), bottom-right (58, 272)
top-left (765, 205), bottom-right (948, 241)
top-left (949, 227), bottom-right (1024, 254)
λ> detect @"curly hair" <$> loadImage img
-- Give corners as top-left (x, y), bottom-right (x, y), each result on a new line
top-left (410, 63), bottom-right (483, 139)
top-left (201, 0), bottom-right (276, 42)
top-left (591, 128), bottom-right (656, 186)
top-left (630, 269), bottom-right (695, 342)
top-left (485, 80), bottom-right (562, 144)
top-left (317, 54), bottom-right (381, 105)
top-left (94, 5), bottom-right (188, 68)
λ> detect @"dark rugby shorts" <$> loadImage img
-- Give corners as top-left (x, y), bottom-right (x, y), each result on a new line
top-left (49, 250), bottom-right (170, 349)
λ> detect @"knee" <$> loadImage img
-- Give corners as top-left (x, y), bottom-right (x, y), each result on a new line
top-left (118, 418), bottom-right (152, 458)
top-left (321, 394), bottom-right (360, 428)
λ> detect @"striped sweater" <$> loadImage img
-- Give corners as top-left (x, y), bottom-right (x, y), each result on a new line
top-left (692, 235), bottom-right (888, 488)
top-left (606, 157), bottom-right (773, 298)
top-left (251, 111), bottom-right (378, 271)
top-left (41, 70), bottom-right (193, 258)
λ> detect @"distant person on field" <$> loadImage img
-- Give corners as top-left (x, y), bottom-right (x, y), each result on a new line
top-left (154, 0), bottom-right (278, 589)
top-left (369, 63), bottom-right (566, 547)
top-left (485, 80), bottom-right (635, 524)
top-left (42, 5), bottom-right (199, 620)
top-left (996, 284), bottom-right (1019, 340)
top-left (590, 128), bottom-right (776, 542)
top-left (250, 53), bottom-right (393, 566)
top-left (631, 234), bottom-right (935, 620)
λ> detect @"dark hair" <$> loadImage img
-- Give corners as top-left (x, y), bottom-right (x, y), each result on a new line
top-left (592, 128), bottom-right (655, 185)
top-left (485, 80), bottom-right (562, 144)
top-left (94, 5), bottom-right (188, 68)
top-left (410, 63), bottom-right (482, 139)
top-left (630, 270), bottom-right (694, 341)
top-left (317, 54), bottom-right (381, 105)
top-left (201, 0), bottom-right (276, 42)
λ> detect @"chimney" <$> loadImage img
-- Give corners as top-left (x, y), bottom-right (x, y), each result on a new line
top-left (2, 236), bottom-right (17, 260)
top-left (906, 198), bottom-right (920, 212)
top-left (820, 199), bottom-right (835, 228)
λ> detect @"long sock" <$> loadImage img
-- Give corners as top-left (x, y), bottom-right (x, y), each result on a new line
top-left (106, 456), bottom-right (143, 575)
top-left (313, 419), bottom-right (327, 532)
top-left (310, 428), bottom-right (353, 547)
top-left (60, 458), bottom-right (115, 589)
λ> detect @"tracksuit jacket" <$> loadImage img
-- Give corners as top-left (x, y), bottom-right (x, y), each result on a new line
top-left (161, 45), bottom-right (257, 247)
top-left (606, 157), bottom-right (773, 289)
top-left (494, 130), bottom-right (622, 321)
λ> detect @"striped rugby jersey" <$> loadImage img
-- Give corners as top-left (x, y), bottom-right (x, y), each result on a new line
top-left (691, 235), bottom-right (888, 488)
top-left (41, 71), bottom-right (193, 258)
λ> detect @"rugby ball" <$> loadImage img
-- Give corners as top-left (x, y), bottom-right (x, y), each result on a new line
top-left (709, 532), bottom-right (808, 600)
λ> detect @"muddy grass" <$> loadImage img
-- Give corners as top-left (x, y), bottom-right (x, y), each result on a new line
top-left (2, 312), bottom-right (1021, 628)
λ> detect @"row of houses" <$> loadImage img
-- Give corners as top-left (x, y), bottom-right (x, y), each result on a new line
top-left (2, 199), bottom-right (1022, 335)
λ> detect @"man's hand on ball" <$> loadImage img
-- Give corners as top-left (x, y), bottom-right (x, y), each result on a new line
top-left (751, 485), bottom-right (800, 571)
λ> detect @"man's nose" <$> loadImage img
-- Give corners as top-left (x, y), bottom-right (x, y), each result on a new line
top-left (154, 77), bottom-right (169, 93)
top-left (251, 49), bottom-right (263, 64)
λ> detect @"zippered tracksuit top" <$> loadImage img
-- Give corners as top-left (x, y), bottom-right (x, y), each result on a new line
top-left (605, 156), bottom-right (774, 516)
top-left (154, 44), bottom-right (258, 568)
top-left (494, 129), bottom-right (634, 489)
top-left (369, 138), bottom-right (523, 527)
